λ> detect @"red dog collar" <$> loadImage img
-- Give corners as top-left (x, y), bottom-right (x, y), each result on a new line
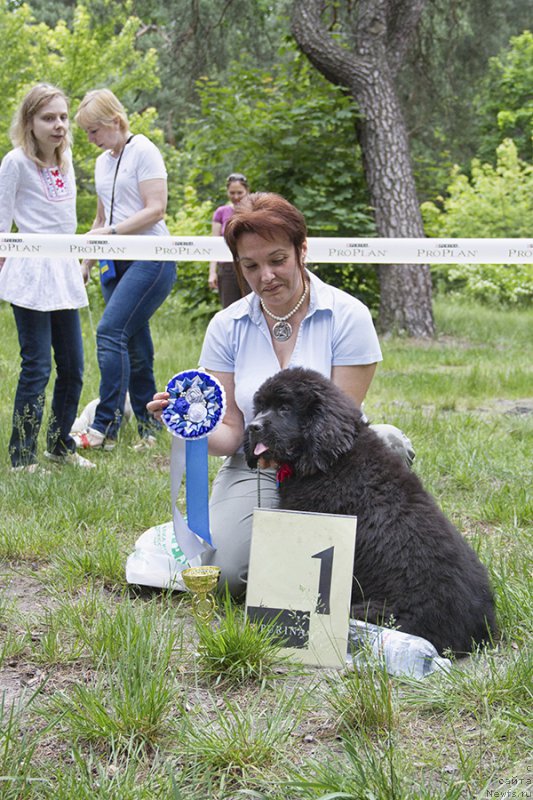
top-left (276, 463), bottom-right (294, 486)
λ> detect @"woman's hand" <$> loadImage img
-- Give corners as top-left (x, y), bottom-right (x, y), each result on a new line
top-left (87, 226), bottom-right (113, 236)
top-left (208, 262), bottom-right (218, 290)
top-left (147, 391), bottom-right (170, 422)
top-left (81, 259), bottom-right (95, 285)
top-left (209, 220), bottom-right (222, 290)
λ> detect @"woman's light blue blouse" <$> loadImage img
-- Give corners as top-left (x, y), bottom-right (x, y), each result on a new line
top-left (199, 270), bottom-right (382, 428)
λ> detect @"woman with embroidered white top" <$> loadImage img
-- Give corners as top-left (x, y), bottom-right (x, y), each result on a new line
top-left (0, 83), bottom-right (93, 472)
top-left (148, 193), bottom-right (414, 595)
top-left (74, 89), bottom-right (176, 450)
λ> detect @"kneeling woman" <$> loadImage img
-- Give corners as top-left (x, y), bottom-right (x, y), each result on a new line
top-left (149, 193), bottom-right (413, 596)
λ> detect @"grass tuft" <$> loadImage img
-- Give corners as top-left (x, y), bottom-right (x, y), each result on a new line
top-left (178, 692), bottom-right (299, 789)
top-left (194, 592), bottom-right (298, 686)
top-left (324, 655), bottom-right (398, 735)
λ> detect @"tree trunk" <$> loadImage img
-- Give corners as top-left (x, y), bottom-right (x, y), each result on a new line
top-left (291, 0), bottom-right (435, 337)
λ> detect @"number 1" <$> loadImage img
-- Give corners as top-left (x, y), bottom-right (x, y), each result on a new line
top-left (312, 546), bottom-right (334, 614)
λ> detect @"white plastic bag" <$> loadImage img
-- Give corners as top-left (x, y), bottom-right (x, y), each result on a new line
top-left (125, 521), bottom-right (201, 590)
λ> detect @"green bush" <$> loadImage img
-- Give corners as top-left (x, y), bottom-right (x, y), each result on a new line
top-left (475, 30), bottom-right (533, 164)
top-left (431, 264), bottom-right (533, 307)
top-left (422, 139), bottom-right (533, 306)
top-left (179, 47), bottom-right (381, 310)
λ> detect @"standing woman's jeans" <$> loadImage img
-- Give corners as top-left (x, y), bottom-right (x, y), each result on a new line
top-left (92, 259), bottom-right (176, 441)
top-left (9, 305), bottom-right (84, 467)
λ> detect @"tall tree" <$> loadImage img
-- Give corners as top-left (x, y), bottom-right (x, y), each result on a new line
top-left (291, 0), bottom-right (434, 337)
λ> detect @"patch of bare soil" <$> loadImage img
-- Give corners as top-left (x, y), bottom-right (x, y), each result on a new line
top-left (0, 564), bottom-right (204, 706)
top-left (475, 397), bottom-right (533, 416)
top-left (382, 397), bottom-right (533, 417)
top-left (0, 567), bottom-right (57, 706)
top-left (1, 567), bottom-right (57, 615)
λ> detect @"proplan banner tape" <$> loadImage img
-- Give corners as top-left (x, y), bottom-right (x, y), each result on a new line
top-left (1, 233), bottom-right (532, 264)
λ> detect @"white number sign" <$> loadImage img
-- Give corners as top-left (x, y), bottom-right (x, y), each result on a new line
top-left (245, 508), bottom-right (356, 668)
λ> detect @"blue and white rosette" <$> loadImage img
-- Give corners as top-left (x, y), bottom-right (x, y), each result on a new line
top-left (162, 369), bottom-right (226, 560)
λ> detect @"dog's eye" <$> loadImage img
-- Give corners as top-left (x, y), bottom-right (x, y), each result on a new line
top-left (278, 403), bottom-right (291, 415)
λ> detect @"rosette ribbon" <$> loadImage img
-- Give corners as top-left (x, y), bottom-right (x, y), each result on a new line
top-left (162, 369), bottom-right (226, 560)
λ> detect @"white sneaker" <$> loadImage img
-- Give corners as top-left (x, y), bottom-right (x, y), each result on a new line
top-left (11, 463), bottom-right (51, 475)
top-left (72, 427), bottom-right (116, 451)
top-left (44, 450), bottom-right (97, 469)
top-left (132, 435), bottom-right (157, 452)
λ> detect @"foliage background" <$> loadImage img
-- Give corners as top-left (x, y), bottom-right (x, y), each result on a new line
top-left (0, 4), bottom-right (531, 794)
top-left (1, 1), bottom-right (531, 316)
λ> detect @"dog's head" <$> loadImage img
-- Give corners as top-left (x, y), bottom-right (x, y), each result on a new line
top-left (244, 367), bottom-right (363, 476)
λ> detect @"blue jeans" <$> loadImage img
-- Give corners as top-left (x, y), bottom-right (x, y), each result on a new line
top-left (93, 259), bottom-right (176, 440)
top-left (9, 305), bottom-right (84, 467)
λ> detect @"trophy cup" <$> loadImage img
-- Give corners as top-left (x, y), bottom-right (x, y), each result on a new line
top-left (181, 566), bottom-right (221, 622)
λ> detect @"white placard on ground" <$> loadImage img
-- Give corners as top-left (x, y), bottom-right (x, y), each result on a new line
top-left (245, 508), bottom-right (356, 668)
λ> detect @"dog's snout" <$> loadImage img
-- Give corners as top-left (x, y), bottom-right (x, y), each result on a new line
top-left (248, 410), bottom-right (270, 433)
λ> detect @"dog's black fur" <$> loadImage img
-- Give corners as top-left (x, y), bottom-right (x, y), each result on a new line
top-left (244, 367), bottom-right (497, 656)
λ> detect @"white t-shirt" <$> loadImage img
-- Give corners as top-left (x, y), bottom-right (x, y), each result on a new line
top-left (200, 270), bottom-right (383, 429)
top-left (94, 134), bottom-right (170, 236)
top-left (0, 147), bottom-right (87, 311)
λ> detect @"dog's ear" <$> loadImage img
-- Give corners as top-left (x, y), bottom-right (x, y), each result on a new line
top-left (296, 382), bottom-right (362, 475)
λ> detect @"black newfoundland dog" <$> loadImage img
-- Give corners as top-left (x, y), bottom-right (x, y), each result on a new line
top-left (244, 367), bottom-right (496, 657)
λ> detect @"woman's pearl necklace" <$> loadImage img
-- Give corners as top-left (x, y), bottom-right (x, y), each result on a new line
top-left (260, 281), bottom-right (309, 342)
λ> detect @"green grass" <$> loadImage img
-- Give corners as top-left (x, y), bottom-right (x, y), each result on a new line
top-left (194, 592), bottom-right (300, 686)
top-left (324, 653), bottom-right (398, 735)
top-left (0, 293), bottom-right (531, 798)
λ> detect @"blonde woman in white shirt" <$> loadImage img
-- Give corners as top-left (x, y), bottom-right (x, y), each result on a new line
top-left (74, 89), bottom-right (176, 450)
top-left (0, 84), bottom-right (93, 472)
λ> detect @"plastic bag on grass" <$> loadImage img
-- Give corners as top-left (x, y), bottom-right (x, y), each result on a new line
top-left (125, 521), bottom-right (201, 590)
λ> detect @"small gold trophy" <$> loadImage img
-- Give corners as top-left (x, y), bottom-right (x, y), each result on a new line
top-left (181, 566), bottom-right (221, 622)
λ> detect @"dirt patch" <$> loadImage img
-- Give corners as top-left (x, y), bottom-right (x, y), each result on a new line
top-left (0, 661), bottom-right (50, 706)
top-left (380, 397), bottom-right (533, 417)
top-left (1, 567), bottom-right (55, 706)
top-left (0, 567), bottom-right (57, 616)
top-left (476, 398), bottom-right (533, 416)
